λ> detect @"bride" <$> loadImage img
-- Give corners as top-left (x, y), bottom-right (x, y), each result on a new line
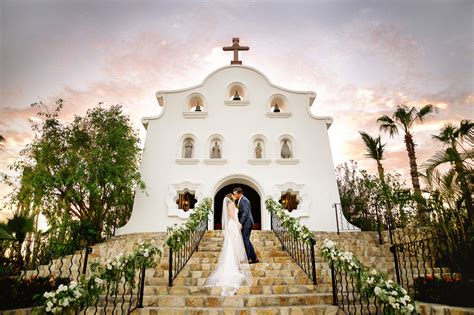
top-left (205, 194), bottom-right (253, 296)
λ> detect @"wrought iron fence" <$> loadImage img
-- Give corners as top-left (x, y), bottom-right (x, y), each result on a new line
top-left (168, 218), bottom-right (208, 286)
top-left (333, 202), bottom-right (361, 234)
top-left (16, 243), bottom-right (93, 282)
top-left (88, 264), bottom-right (146, 314)
top-left (330, 261), bottom-right (384, 314)
top-left (270, 212), bottom-right (317, 285)
top-left (390, 232), bottom-right (472, 293)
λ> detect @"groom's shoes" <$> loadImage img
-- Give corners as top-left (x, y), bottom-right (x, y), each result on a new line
top-left (249, 258), bottom-right (260, 264)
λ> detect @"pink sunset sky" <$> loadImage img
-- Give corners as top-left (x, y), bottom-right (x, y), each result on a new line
top-left (0, 0), bottom-right (473, 202)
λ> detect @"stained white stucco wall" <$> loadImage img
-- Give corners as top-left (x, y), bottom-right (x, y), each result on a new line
top-left (116, 65), bottom-right (341, 234)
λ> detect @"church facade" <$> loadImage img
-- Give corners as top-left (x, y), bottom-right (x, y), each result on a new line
top-left (117, 64), bottom-right (341, 234)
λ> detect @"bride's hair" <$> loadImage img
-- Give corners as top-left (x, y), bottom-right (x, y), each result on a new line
top-left (225, 193), bottom-right (234, 202)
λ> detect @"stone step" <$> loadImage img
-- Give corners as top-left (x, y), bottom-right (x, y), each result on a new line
top-left (131, 305), bottom-right (343, 315)
top-left (143, 284), bottom-right (333, 296)
top-left (146, 275), bottom-right (334, 286)
top-left (175, 269), bottom-right (307, 278)
top-left (139, 292), bottom-right (333, 307)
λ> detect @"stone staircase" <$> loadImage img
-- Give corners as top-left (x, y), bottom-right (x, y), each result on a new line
top-left (134, 230), bottom-right (342, 314)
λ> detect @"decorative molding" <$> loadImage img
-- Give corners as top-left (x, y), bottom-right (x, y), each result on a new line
top-left (166, 182), bottom-right (203, 219)
top-left (266, 112), bottom-right (292, 118)
top-left (224, 100), bottom-right (250, 106)
top-left (175, 158), bottom-right (199, 165)
top-left (183, 111), bottom-right (208, 119)
top-left (248, 159), bottom-right (271, 165)
top-left (276, 158), bottom-right (299, 165)
top-left (204, 158), bottom-right (227, 165)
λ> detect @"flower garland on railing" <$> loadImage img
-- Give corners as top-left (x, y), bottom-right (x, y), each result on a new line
top-left (320, 239), bottom-right (417, 314)
top-left (166, 197), bottom-right (212, 250)
top-left (38, 242), bottom-right (160, 314)
top-left (265, 197), bottom-right (314, 245)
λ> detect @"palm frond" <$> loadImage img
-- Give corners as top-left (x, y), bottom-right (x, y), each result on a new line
top-left (377, 115), bottom-right (399, 137)
top-left (417, 104), bottom-right (437, 122)
top-left (359, 131), bottom-right (385, 160)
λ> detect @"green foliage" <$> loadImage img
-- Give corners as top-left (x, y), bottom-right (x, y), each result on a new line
top-left (166, 198), bottom-right (212, 250)
top-left (10, 100), bottom-right (144, 247)
top-left (413, 275), bottom-right (474, 307)
top-left (320, 239), bottom-right (417, 314)
top-left (36, 242), bottom-right (160, 314)
top-left (335, 161), bottom-right (413, 231)
top-left (0, 275), bottom-right (70, 311)
top-left (265, 197), bottom-right (314, 244)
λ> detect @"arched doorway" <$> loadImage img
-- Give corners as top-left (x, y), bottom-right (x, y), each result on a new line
top-left (214, 183), bottom-right (261, 230)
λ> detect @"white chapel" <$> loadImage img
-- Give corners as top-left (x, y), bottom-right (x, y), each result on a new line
top-left (117, 38), bottom-right (341, 235)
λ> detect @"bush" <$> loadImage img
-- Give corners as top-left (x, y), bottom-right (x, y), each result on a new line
top-left (413, 275), bottom-right (474, 307)
top-left (0, 275), bottom-right (70, 311)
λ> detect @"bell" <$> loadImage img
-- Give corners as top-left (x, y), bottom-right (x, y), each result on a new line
top-left (273, 103), bottom-right (281, 113)
top-left (195, 102), bottom-right (202, 112)
top-left (233, 90), bottom-right (242, 101)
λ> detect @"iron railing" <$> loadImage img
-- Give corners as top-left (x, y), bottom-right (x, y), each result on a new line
top-left (330, 261), bottom-right (383, 314)
top-left (333, 202), bottom-right (360, 235)
top-left (270, 212), bottom-right (317, 285)
top-left (89, 264), bottom-right (146, 314)
top-left (168, 218), bottom-right (208, 286)
top-left (17, 243), bottom-right (93, 282)
top-left (390, 232), bottom-right (472, 293)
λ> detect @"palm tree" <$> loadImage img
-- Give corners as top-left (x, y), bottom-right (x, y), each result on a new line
top-left (359, 132), bottom-right (387, 182)
top-left (424, 120), bottom-right (474, 228)
top-left (0, 212), bottom-right (35, 266)
top-left (0, 134), bottom-right (4, 150)
top-left (377, 104), bottom-right (437, 196)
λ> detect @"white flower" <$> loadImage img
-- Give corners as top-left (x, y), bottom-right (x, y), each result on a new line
top-left (371, 269), bottom-right (377, 275)
top-left (408, 304), bottom-right (414, 311)
top-left (385, 280), bottom-right (393, 289)
top-left (388, 297), bottom-right (396, 304)
top-left (95, 277), bottom-right (103, 285)
top-left (69, 281), bottom-right (77, 289)
top-left (46, 301), bottom-right (54, 308)
top-left (62, 298), bottom-right (70, 307)
top-left (374, 286), bottom-right (382, 296)
top-left (46, 306), bottom-right (51, 312)
top-left (107, 263), bottom-right (112, 270)
top-left (57, 284), bottom-right (67, 292)
top-left (391, 290), bottom-right (398, 296)
top-left (143, 249), bottom-right (149, 257)
top-left (401, 288), bottom-right (407, 295)
top-left (366, 277), bottom-right (375, 285)
top-left (403, 295), bottom-right (411, 302)
top-left (74, 290), bottom-right (82, 298)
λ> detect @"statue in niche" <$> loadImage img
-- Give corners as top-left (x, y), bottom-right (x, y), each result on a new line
top-left (281, 139), bottom-right (292, 159)
top-left (233, 90), bottom-right (242, 101)
top-left (184, 140), bottom-right (193, 158)
top-left (273, 103), bottom-right (281, 113)
top-left (211, 141), bottom-right (221, 159)
top-left (255, 142), bottom-right (263, 159)
top-left (194, 102), bottom-right (202, 112)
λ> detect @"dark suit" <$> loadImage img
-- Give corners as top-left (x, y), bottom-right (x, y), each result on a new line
top-left (237, 196), bottom-right (257, 261)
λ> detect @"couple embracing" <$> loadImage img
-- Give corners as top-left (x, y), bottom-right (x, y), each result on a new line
top-left (205, 187), bottom-right (259, 296)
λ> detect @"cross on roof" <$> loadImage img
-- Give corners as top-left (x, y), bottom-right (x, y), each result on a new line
top-left (222, 37), bottom-right (249, 65)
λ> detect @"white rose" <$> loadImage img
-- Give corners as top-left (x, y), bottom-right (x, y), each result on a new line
top-left (46, 306), bottom-right (51, 312)
top-left (374, 287), bottom-right (382, 296)
top-left (408, 304), bottom-right (414, 311)
top-left (47, 301), bottom-right (54, 308)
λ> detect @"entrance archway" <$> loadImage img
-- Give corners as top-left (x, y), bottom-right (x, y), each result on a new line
top-left (214, 183), bottom-right (261, 230)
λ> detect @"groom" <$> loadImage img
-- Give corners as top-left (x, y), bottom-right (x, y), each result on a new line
top-left (233, 187), bottom-right (259, 264)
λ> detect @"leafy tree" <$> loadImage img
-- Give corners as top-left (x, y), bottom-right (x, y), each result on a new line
top-left (12, 100), bottom-right (144, 245)
top-left (424, 120), bottom-right (474, 229)
top-left (335, 161), bottom-right (413, 231)
top-left (377, 104), bottom-right (437, 197)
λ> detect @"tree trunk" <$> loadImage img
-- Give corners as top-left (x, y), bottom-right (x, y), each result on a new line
top-left (454, 159), bottom-right (474, 229)
top-left (404, 133), bottom-right (422, 196)
top-left (376, 161), bottom-right (385, 184)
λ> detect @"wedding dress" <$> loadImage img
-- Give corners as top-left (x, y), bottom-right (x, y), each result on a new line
top-left (205, 197), bottom-right (253, 296)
